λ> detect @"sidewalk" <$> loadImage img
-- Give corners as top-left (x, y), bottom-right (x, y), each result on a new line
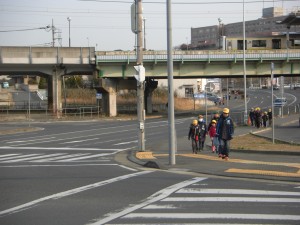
top-left (131, 113), bottom-right (300, 183)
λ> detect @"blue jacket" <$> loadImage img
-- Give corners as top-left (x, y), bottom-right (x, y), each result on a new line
top-left (216, 114), bottom-right (234, 140)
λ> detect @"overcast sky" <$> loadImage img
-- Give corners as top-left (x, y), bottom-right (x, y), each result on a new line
top-left (0, 0), bottom-right (299, 51)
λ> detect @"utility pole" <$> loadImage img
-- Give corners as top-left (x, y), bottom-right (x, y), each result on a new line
top-left (135, 0), bottom-right (145, 151)
top-left (167, 0), bottom-right (176, 165)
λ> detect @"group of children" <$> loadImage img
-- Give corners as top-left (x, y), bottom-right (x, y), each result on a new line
top-left (188, 113), bottom-right (220, 154)
top-left (188, 108), bottom-right (234, 161)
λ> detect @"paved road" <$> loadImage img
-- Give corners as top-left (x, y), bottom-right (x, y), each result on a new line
top-left (0, 115), bottom-right (299, 224)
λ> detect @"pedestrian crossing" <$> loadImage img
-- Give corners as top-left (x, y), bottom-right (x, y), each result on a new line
top-left (103, 181), bottom-right (300, 224)
top-left (0, 153), bottom-right (110, 163)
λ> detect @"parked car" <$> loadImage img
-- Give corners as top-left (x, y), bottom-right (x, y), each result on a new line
top-left (273, 98), bottom-right (287, 107)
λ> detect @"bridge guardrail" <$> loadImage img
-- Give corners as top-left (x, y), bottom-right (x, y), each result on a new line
top-left (96, 49), bottom-right (300, 63)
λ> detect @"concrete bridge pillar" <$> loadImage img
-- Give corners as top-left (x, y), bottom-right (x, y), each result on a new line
top-left (98, 78), bottom-right (118, 117)
top-left (145, 79), bottom-right (158, 114)
top-left (48, 66), bottom-right (64, 118)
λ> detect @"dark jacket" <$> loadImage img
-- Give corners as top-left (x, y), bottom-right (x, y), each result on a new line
top-left (188, 124), bottom-right (200, 140)
top-left (216, 114), bottom-right (234, 140)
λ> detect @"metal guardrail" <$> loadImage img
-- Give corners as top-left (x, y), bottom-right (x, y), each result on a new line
top-left (96, 49), bottom-right (300, 63)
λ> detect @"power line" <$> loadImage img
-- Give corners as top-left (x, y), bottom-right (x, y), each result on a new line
top-left (79, 0), bottom-right (300, 4)
top-left (0, 26), bottom-right (50, 32)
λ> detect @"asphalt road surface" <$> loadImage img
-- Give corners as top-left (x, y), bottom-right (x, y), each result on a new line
top-left (0, 118), bottom-right (299, 224)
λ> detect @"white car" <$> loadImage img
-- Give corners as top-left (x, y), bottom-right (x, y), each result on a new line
top-left (273, 98), bottom-right (287, 107)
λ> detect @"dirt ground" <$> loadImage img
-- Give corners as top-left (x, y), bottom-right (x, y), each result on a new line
top-left (231, 133), bottom-right (300, 151)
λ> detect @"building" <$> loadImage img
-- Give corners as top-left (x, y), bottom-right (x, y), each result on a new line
top-left (191, 7), bottom-right (300, 50)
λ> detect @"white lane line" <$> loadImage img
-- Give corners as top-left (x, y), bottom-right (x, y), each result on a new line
top-left (2, 153), bottom-right (66, 163)
top-left (0, 154), bottom-right (39, 162)
top-left (118, 165), bottom-right (138, 172)
top-left (0, 171), bottom-right (153, 217)
top-left (89, 177), bottom-right (207, 225)
top-left (6, 137), bottom-right (56, 144)
top-left (0, 154), bottom-right (20, 158)
top-left (162, 197), bottom-right (300, 203)
top-left (55, 153), bottom-right (107, 162)
top-left (177, 188), bottom-right (300, 196)
top-left (63, 138), bottom-right (100, 144)
top-left (0, 164), bottom-right (120, 168)
top-left (33, 153), bottom-right (89, 162)
top-left (114, 140), bottom-right (138, 146)
top-left (123, 213), bottom-right (300, 220)
top-left (0, 147), bottom-right (126, 151)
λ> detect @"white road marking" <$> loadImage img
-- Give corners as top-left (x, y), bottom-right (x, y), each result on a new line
top-left (0, 154), bottom-right (19, 158)
top-left (114, 140), bottom-right (138, 145)
top-left (32, 153), bottom-right (89, 162)
top-left (0, 154), bottom-right (39, 161)
top-left (63, 138), bottom-right (100, 144)
top-left (89, 177), bottom-right (207, 225)
top-left (177, 188), bottom-right (300, 196)
top-left (118, 165), bottom-right (138, 172)
top-left (0, 171), bottom-right (153, 217)
top-left (2, 153), bottom-right (65, 163)
top-left (143, 204), bottom-right (177, 209)
top-left (122, 213), bottom-right (300, 220)
top-left (6, 137), bottom-right (56, 143)
top-left (0, 146), bottom-right (127, 151)
top-left (55, 153), bottom-right (107, 162)
top-left (162, 197), bottom-right (300, 203)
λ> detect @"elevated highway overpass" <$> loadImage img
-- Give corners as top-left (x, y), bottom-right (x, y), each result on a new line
top-left (0, 46), bottom-right (299, 117)
top-left (96, 49), bottom-right (300, 78)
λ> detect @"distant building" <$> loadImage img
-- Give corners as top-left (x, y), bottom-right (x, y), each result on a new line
top-left (191, 7), bottom-right (300, 50)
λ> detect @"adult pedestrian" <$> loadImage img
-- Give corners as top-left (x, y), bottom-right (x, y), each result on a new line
top-left (216, 108), bottom-right (234, 160)
top-left (254, 107), bottom-right (262, 128)
top-left (197, 115), bottom-right (207, 151)
top-left (188, 119), bottom-right (200, 154)
top-left (249, 108), bottom-right (255, 126)
top-left (267, 108), bottom-right (272, 126)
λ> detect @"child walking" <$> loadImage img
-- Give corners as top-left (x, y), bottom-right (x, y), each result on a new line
top-left (188, 119), bottom-right (200, 154)
top-left (208, 120), bottom-right (219, 154)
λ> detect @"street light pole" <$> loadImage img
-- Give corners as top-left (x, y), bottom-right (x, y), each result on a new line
top-left (167, 0), bottom-right (176, 165)
top-left (143, 17), bottom-right (146, 50)
top-left (67, 17), bottom-right (71, 47)
top-left (242, 0), bottom-right (248, 125)
top-left (218, 18), bottom-right (222, 49)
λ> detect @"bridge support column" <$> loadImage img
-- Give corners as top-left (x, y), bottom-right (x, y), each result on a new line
top-left (145, 79), bottom-right (158, 114)
top-left (98, 78), bottom-right (118, 117)
top-left (49, 66), bottom-right (63, 118)
top-left (102, 92), bottom-right (117, 117)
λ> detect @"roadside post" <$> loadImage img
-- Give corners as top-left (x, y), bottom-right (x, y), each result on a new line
top-left (271, 62), bottom-right (275, 144)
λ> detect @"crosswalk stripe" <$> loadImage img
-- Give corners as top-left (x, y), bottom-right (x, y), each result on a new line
top-left (32, 153), bottom-right (89, 162)
top-left (177, 188), bottom-right (300, 196)
top-left (0, 154), bottom-right (20, 158)
top-left (0, 154), bottom-right (39, 161)
top-left (122, 213), bottom-right (300, 220)
top-left (3, 154), bottom-right (66, 163)
top-left (162, 197), bottom-right (300, 202)
top-left (56, 153), bottom-right (108, 162)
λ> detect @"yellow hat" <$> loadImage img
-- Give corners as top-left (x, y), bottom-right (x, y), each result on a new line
top-left (211, 120), bottom-right (217, 124)
top-left (192, 120), bottom-right (198, 125)
top-left (223, 108), bottom-right (230, 114)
